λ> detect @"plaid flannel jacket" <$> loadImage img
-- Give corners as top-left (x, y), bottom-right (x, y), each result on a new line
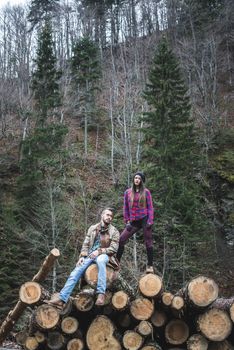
top-left (123, 188), bottom-right (154, 225)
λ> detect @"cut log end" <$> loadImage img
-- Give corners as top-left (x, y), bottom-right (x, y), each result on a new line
top-left (86, 315), bottom-right (121, 350)
top-left (171, 296), bottom-right (184, 311)
top-left (34, 304), bottom-right (60, 330)
top-left (84, 264), bottom-right (118, 289)
top-left (187, 334), bottom-right (208, 350)
top-left (50, 248), bottom-right (60, 257)
top-left (135, 320), bottom-right (153, 336)
top-left (19, 282), bottom-right (42, 305)
top-left (130, 298), bottom-right (154, 321)
top-left (61, 316), bottom-right (79, 334)
top-left (187, 276), bottom-right (219, 307)
top-left (122, 330), bottom-right (143, 350)
top-left (162, 292), bottom-right (174, 306)
top-left (165, 319), bottom-right (189, 345)
top-left (198, 308), bottom-right (232, 341)
top-left (112, 291), bottom-right (129, 310)
top-left (150, 309), bottom-right (167, 328)
top-left (24, 336), bottom-right (39, 350)
top-left (73, 293), bottom-right (94, 312)
top-left (138, 274), bottom-right (163, 298)
top-left (67, 338), bottom-right (84, 350)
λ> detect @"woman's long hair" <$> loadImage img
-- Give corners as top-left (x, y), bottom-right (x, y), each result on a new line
top-left (130, 178), bottom-right (146, 208)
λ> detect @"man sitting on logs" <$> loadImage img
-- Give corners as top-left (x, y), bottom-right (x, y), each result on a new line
top-left (47, 208), bottom-right (120, 307)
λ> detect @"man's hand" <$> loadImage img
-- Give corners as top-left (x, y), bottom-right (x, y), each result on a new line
top-left (76, 257), bottom-right (85, 266)
top-left (89, 250), bottom-right (99, 259)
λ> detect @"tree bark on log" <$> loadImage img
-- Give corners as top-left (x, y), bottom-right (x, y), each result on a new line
top-left (138, 274), bottom-right (163, 298)
top-left (0, 248), bottom-right (60, 345)
top-left (15, 330), bottom-right (28, 346)
top-left (187, 334), bottom-right (208, 350)
top-left (165, 319), bottom-right (189, 345)
top-left (141, 343), bottom-right (162, 350)
top-left (86, 315), bottom-right (121, 350)
top-left (198, 308), bottom-right (232, 341)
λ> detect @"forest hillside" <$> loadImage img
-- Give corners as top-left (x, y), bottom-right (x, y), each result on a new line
top-left (0, 0), bottom-right (233, 326)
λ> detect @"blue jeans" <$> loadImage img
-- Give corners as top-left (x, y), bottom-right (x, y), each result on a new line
top-left (59, 254), bottom-right (109, 302)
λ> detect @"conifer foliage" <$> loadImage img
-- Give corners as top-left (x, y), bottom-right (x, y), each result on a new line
top-left (31, 20), bottom-right (61, 127)
top-left (143, 38), bottom-right (210, 287)
top-left (70, 37), bottom-right (101, 155)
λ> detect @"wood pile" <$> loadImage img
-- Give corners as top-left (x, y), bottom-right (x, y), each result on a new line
top-left (12, 265), bottom-right (234, 350)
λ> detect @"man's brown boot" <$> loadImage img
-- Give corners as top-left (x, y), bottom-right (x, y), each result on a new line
top-left (95, 293), bottom-right (105, 306)
top-left (45, 293), bottom-right (64, 310)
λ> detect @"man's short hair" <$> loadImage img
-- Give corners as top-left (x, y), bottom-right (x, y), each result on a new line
top-left (101, 208), bottom-right (114, 216)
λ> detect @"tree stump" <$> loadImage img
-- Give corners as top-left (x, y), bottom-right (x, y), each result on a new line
top-left (86, 315), bottom-right (121, 350)
top-left (67, 338), bottom-right (84, 350)
top-left (122, 330), bottom-right (144, 350)
top-left (61, 316), bottom-right (79, 334)
top-left (198, 308), bottom-right (232, 341)
top-left (19, 281), bottom-right (50, 305)
top-left (165, 319), bottom-right (189, 345)
top-left (138, 274), bottom-right (163, 298)
top-left (150, 309), bottom-right (167, 328)
top-left (84, 264), bottom-right (118, 289)
top-left (112, 291), bottom-right (129, 311)
top-left (135, 320), bottom-right (153, 337)
top-left (130, 298), bottom-right (154, 321)
top-left (187, 334), bottom-right (208, 350)
top-left (34, 304), bottom-right (60, 330)
top-left (187, 276), bottom-right (219, 307)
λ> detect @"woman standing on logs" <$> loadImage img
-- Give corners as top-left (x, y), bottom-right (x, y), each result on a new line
top-left (47, 208), bottom-right (120, 308)
top-left (116, 172), bottom-right (155, 273)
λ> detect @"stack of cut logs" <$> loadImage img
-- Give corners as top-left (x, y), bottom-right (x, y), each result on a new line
top-left (15, 264), bottom-right (234, 350)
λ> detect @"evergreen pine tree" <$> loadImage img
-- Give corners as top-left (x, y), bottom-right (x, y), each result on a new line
top-left (142, 38), bottom-right (211, 287)
top-left (18, 19), bottom-right (67, 221)
top-left (31, 20), bottom-right (61, 127)
top-left (70, 37), bottom-right (101, 155)
top-left (28, 0), bottom-right (60, 29)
